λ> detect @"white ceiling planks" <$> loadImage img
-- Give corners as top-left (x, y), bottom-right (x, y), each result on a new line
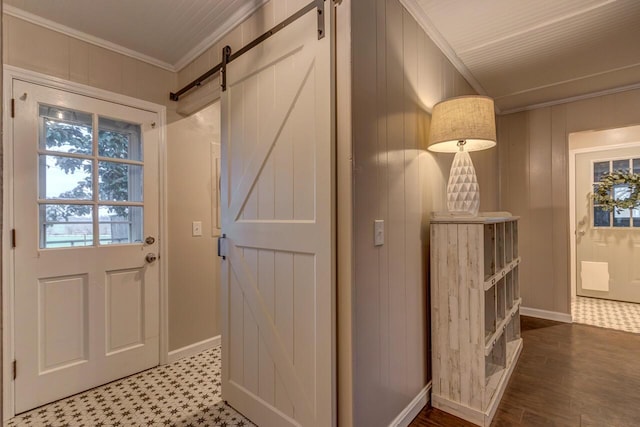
top-left (405, 0), bottom-right (640, 112)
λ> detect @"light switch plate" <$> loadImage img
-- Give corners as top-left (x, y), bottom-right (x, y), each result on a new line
top-left (192, 221), bottom-right (202, 237)
top-left (374, 220), bottom-right (384, 246)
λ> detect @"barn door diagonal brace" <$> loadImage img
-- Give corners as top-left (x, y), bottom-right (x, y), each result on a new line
top-left (169, 0), bottom-right (326, 100)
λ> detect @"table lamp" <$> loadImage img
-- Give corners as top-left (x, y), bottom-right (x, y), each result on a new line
top-left (428, 95), bottom-right (497, 216)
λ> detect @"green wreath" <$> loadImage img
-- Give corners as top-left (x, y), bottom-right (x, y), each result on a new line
top-left (592, 170), bottom-right (640, 212)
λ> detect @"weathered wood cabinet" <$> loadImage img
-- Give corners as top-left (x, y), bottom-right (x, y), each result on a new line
top-left (430, 213), bottom-right (522, 426)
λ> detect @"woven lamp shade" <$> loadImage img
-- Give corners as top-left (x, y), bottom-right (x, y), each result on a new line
top-left (428, 95), bottom-right (496, 153)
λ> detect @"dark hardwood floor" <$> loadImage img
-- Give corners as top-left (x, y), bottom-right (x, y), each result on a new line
top-left (410, 316), bottom-right (640, 426)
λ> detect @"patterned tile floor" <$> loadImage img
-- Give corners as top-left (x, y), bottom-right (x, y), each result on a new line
top-left (572, 296), bottom-right (640, 334)
top-left (7, 347), bottom-right (255, 427)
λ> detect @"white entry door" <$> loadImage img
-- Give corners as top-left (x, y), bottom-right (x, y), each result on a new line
top-left (12, 80), bottom-right (161, 413)
top-left (220, 4), bottom-right (334, 427)
top-left (575, 148), bottom-right (640, 302)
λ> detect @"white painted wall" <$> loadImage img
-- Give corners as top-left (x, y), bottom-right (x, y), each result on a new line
top-left (167, 102), bottom-right (221, 351)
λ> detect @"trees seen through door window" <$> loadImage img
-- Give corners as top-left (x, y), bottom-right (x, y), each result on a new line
top-left (38, 105), bottom-right (144, 248)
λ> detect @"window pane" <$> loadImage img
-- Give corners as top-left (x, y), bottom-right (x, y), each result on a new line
top-left (98, 162), bottom-right (143, 202)
top-left (633, 159), bottom-right (640, 174)
top-left (612, 159), bottom-right (630, 173)
top-left (613, 184), bottom-right (631, 202)
top-left (613, 208), bottom-right (631, 227)
top-left (594, 206), bottom-right (610, 227)
top-left (98, 205), bottom-right (143, 245)
top-left (39, 105), bottom-right (93, 155)
top-left (39, 155), bottom-right (93, 200)
top-left (40, 204), bottom-right (93, 248)
top-left (593, 161), bottom-right (609, 182)
top-left (633, 208), bottom-right (640, 227)
top-left (98, 117), bottom-right (142, 161)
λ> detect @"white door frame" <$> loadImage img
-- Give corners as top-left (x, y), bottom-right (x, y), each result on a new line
top-left (2, 65), bottom-right (170, 420)
top-left (568, 126), bottom-right (640, 304)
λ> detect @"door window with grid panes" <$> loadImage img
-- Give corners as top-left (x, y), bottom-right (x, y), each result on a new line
top-left (39, 105), bottom-right (144, 248)
top-left (592, 157), bottom-right (640, 228)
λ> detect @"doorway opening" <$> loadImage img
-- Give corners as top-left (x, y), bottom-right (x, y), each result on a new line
top-left (569, 125), bottom-right (640, 334)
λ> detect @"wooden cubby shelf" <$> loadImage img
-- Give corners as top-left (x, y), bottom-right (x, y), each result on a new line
top-left (430, 212), bottom-right (522, 427)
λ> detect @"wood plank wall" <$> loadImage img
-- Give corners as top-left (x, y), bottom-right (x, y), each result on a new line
top-left (350, 0), bottom-right (498, 425)
top-left (498, 88), bottom-right (640, 315)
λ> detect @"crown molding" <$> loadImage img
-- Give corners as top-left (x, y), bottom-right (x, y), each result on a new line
top-left (3, 4), bottom-right (176, 72)
top-left (173, 0), bottom-right (269, 71)
top-left (398, 1), bottom-right (489, 99)
top-left (499, 81), bottom-right (640, 115)
top-left (3, 0), bottom-right (270, 74)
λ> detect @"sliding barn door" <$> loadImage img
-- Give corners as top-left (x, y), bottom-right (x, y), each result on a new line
top-left (220, 4), bottom-right (334, 427)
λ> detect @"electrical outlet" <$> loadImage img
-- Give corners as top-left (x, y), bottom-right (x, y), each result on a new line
top-left (374, 220), bottom-right (384, 246)
top-left (192, 221), bottom-right (202, 237)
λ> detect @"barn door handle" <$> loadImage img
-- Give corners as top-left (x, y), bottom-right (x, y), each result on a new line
top-left (218, 234), bottom-right (227, 260)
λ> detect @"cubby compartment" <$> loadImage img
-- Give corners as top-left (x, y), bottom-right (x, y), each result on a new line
top-left (484, 286), bottom-right (496, 342)
top-left (512, 221), bottom-right (519, 258)
top-left (505, 271), bottom-right (514, 311)
top-left (506, 311), bottom-right (521, 343)
top-left (513, 265), bottom-right (520, 300)
top-left (506, 311), bottom-right (521, 362)
top-left (484, 334), bottom-right (506, 405)
top-left (496, 277), bottom-right (506, 324)
top-left (484, 224), bottom-right (496, 280)
top-left (505, 222), bottom-right (513, 263)
top-left (496, 223), bottom-right (505, 270)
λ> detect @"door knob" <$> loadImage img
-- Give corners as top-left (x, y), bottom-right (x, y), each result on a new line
top-left (145, 253), bottom-right (157, 263)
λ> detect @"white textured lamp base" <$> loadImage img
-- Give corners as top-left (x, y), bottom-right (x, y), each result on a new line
top-left (447, 150), bottom-right (480, 216)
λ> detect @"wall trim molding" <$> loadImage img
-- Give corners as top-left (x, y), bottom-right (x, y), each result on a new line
top-left (3, 5), bottom-right (176, 72)
top-left (168, 336), bottom-right (221, 364)
top-left (3, 1), bottom-right (270, 74)
top-left (398, 1), bottom-right (488, 100)
top-left (500, 81), bottom-right (640, 115)
top-left (388, 382), bottom-right (431, 427)
top-left (520, 306), bottom-right (572, 323)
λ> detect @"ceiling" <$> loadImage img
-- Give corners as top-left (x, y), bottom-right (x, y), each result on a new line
top-left (403, 0), bottom-right (640, 112)
top-left (3, 0), bottom-right (268, 71)
top-left (4, 0), bottom-right (640, 112)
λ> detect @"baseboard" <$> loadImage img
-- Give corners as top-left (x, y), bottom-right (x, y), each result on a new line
top-left (388, 382), bottom-right (431, 427)
top-left (520, 306), bottom-right (572, 323)
top-left (167, 335), bottom-right (221, 363)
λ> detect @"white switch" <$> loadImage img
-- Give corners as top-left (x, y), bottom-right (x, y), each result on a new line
top-left (192, 221), bottom-right (202, 237)
top-left (374, 220), bottom-right (384, 246)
